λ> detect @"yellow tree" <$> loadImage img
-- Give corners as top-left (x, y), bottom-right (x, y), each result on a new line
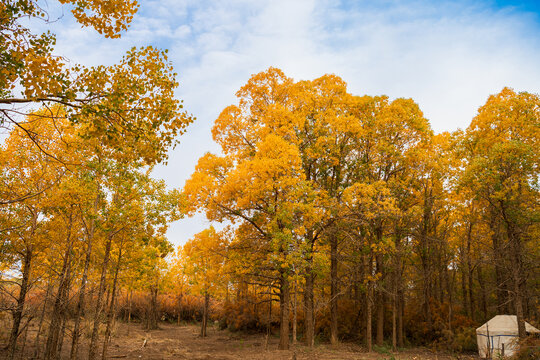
top-left (457, 88), bottom-right (539, 338)
top-left (184, 132), bottom-right (311, 349)
top-left (343, 93), bottom-right (432, 348)
top-left (1, 1), bottom-right (193, 169)
top-left (181, 227), bottom-right (227, 337)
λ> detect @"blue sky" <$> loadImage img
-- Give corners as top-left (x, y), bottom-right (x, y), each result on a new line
top-left (37, 0), bottom-right (540, 247)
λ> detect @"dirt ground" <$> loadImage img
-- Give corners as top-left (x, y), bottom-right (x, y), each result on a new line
top-left (1, 321), bottom-right (480, 360)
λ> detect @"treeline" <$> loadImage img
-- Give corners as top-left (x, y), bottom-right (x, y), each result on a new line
top-left (1, 67), bottom-right (538, 359)
top-left (177, 68), bottom-right (539, 352)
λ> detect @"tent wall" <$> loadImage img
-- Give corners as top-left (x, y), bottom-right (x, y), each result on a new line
top-left (477, 334), bottom-right (519, 358)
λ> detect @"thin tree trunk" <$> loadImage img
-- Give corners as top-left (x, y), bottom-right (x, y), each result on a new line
top-left (127, 290), bottom-right (132, 335)
top-left (397, 286), bottom-right (404, 348)
top-left (44, 211), bottom-right (74, 360)
top-left (508, 228), bottom-right (526, 338)
top-left (71, 197), bottom-right (98, 360)
top-left (477, 265), bottom-right (487, 320)
top-left (292, 280), bottom-right (297, 345)
top-left (266, 284), bottom-right (272, 350)
top-left (200, 292), bottom-right (209, 337)
top-left (56, 243), bottom-right (74, 360)
top-left (88, 232), bottom-right (114, 360)
top-left (461, 262), bottom-right (468, 316)
top-left (18, 318), bottom-right (30, 360)
top-left (304, 270), bottom-right (314, 348)
top-left (102, 247), bottom-right (122, 360)
top-left (56, 304), bottom-right (68, 360)
top-left (34, 279), bottom-right (52, 359)
top-left (366, 280), bottom-right (373, 352)
top-left (392, 292), bottom-right (397, 352)
top-left (466, 226), bottom-right (475, 319)
top-left (330, 232), bottom-right (339, 345)
top-left (278, 272), bottom-right (290, 350)
top-left (376, 254), bottom-right (384, 346)
top-left (376, 292), bottom-right (384, 346)
top-left (7, 244), bottom-right (33, 360)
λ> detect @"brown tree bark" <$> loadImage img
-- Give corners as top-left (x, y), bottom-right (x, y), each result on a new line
top-left (505, 221), bottom-right (526, 338)
top-left (477, 265), bottom-right (488, 320)
top-left (398, 287), bottom-right (404, 348)
top-left (44, 211), bottom-right (74, 360)
top-left (71, 196), bottom-right (98, 360)
top-left (200, 292), bottom-right (210, 337)
top-left (303, 231), bottom-right (315, 348)
top-left (88, 231), bottom-right (113, 360)
top-left (330, 232), bottom-right (339, 345)
top-left (147, 284), bottom-right (159, 330)
top-left (7, 212), bottom-right (37, 360)
top-left (292, 280), bottom-right (297, 345)
top-left (7, 244), bottom-right (32, 360)
top-left (34, 279), bottom-right (52, 358)
top-left (392, 293), bottom-right (397, 352)
top-left (102, 247), bottom-right (122, 359)
top-left (366, 279), bottom-right (373, 352)
top-left (279, 272), bottom-right (290, 350)
top-left (304, 270), bottom-right (314, 348)
top-left (375, 253), bottom-right (384, 346)
top-left (376, 292), bottom-right (384, 346)
top-left (461, 263), bottom-right (468, 316)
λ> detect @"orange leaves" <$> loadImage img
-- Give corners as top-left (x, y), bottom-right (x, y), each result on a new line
top-left (57, 0), bottom-right (138, 38)
top-left (180, 227), bottom-right (228, 296)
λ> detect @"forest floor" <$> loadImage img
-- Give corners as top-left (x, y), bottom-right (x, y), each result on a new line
top-left (0, 321), bottom-right (480, 360)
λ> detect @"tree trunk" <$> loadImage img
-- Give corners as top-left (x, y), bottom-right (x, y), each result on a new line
top-left (398, 289), bottom-right (405, 347)
top-left (266, 284), bottom-right (272, 349)
top-left (88, 232), bottom-right (113, 360)
top-left (56, 245), bottom-right (74, 360)
top-left (292, 280), bottom-right (297, 345)
top-left (7, 244), bottom-right (32, 360)
top-left (18, 318), bottom-right (30, 360)
top-left (126, 290), bottom-right (133, 335)
top-left (506, 223), bottom-right (526, 338)
top-left (466, 226), bottom-right (475, 319)
top-left (147, 282), bottom-right (159, 330)
top-left (330, 232), bottom-right (339, 345)
top-left (392, 293), bottom-right (397, 352)
top-left (201, 292), bottom-right (209, 337)
top-left (304, 270), bottom-right (314, 348)
top-left (278, 272), bottom-right (290, 350)
top-left (491, 215), bottom-right (508, 313)
top-left (71, 196), bottom-right (98, 360)
top-left (376, 292), bottom-right (384, 346)
top-left (44, 211), bottom-right (74, 360)
top-left (366, 280), bottom-right (373, 352)
top-left (376, 254), bottom-right (384, 346)
top-left (34, 279), bottom-right (52, 359)
top-left (477, 265), bottom-right (488, 320)
top-left (102, 247), bottom-right (122, 360)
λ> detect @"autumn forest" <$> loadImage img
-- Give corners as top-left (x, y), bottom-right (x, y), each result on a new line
top-left (1, 1), bottom-right (539, 360)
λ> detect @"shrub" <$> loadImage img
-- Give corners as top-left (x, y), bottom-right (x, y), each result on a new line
top-left (511, 336), bottom-right (540, 360)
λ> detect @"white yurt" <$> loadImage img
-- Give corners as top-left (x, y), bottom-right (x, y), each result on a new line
top-left (476, 315), bottom-right (540, 358)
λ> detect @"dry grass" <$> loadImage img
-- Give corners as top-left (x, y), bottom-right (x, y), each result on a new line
top-left (0, 321), bottom-right (480, 360)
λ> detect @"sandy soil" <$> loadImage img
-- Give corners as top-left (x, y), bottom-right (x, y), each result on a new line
top-left (0, 321), bottom-right (479, 360)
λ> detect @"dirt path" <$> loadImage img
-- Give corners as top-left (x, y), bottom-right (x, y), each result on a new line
top-left (103, 322), bottom-right (477, 360)
top-left (0, 321), bottom-right (479, 359)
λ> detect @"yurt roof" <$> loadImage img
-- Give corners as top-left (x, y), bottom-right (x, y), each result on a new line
top-left (476, 315), bottom-right (540, 336)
